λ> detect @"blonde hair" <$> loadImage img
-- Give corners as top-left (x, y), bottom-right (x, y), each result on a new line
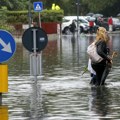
top-left (95, 27), bottom-right (109, 43)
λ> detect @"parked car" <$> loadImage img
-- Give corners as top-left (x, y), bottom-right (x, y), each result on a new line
top-left (112, 18), bottom-right (120, 30)
top-left (61, 16), bottom-right (89, 34)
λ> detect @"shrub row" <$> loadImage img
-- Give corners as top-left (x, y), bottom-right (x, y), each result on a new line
top-left (6, 9), bottom-right (64, 24)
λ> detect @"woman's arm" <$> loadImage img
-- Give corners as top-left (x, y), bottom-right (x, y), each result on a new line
top-left (96, 41), bottom-right (111, 62)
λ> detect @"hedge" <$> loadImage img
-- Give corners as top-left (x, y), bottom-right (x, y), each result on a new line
top-left (6, 9), bottom-right (64, 24)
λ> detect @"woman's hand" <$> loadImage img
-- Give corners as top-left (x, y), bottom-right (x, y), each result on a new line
top-left (107, 55), bottom-right (113, 64)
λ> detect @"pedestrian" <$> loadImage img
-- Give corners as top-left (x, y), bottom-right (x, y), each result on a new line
top-left (89, 20), bottom-right (94, 34)
top-left (69, 20), bottom-right (76, 35)
top-left (95, 17), bottom-right (98, 25)
top-left (108, 16), bottom-right (113, 32)
top-left (97, 17), bottom-right (103, 26)
top-left (91, 27), bottom-right (112, 86)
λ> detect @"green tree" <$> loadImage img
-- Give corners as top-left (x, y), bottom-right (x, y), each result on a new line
top-left (83, 0), bottom-right (120, 16)
top-left (0, 0), bottom-right (27, 10)
top-left (0, 0), bottom-right (120, 16)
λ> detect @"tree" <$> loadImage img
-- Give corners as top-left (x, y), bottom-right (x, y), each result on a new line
top-left (83, 0), bottom-right (120, 16)
top-left (0, 0), bottom-right (27, 10)
top-left (0, 0), bottom-right (120, 16)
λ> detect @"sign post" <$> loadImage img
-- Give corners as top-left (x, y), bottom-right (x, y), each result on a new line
top-left (0, 29), bottom-right (16, 103)
top-left (33, 2), bottom-right (43, 27)
top-left (22, 27), bottom-right (48, 77)
top-left (33, 2), bottom-right (43, 77)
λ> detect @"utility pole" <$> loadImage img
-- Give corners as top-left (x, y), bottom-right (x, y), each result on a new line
top-left (76, 0), bottom-right (80, 37)
top-left (28, 0), bottom-right (31, 28)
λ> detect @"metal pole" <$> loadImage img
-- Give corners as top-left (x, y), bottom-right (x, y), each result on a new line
top-left (38, 12), bottom-right (42, 75)
top-left (76, 0), bottom-right (80, 38)
top-left (33, 29), bottom-right (37, 53)
top-left (28, 0), bottom-right (31, 27)
top-left (39, 52), bottom-right (42, 75)
top-left (39, 12), bottom-right (41, 28)
top-left (32, 29), bottom-right (37, 76)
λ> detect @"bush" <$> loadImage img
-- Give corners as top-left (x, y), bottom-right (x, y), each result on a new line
top-left (0, 7), bottom-right (15, 31)
top-left (6, 11), bottom-right (28, 24)
top-left (0, 24), bottom-right (15, 32)
top-left (41, 9), bottom-right (64, 22)
top-left (6, 9), bottom-right (64, 24)
top-left (0, 7), bottom-right (7, 24)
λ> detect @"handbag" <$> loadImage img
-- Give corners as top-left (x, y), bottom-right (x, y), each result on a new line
top-left (87, 42), bottom-right (103, 63)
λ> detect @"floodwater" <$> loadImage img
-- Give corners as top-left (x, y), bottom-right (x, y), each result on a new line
top-left (1, 33), bottom-right (120, 120)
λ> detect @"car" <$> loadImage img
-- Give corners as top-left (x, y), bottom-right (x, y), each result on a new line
top-left (61, 16), bottom-right (89, 34)
top-left (112, 18), bottom-right (120, 30)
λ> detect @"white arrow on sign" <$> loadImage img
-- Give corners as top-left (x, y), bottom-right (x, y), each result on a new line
top-left (0, 38), bottom-right (12, 53)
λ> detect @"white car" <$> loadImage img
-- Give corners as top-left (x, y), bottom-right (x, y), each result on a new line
top-left (112, 18), bottom-right (120, 30)
top-left (61, 16), bottom-right (89, 34)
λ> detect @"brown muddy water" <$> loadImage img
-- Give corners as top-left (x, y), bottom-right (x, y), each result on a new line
top-left (1, 33), bottom-right (120, 120)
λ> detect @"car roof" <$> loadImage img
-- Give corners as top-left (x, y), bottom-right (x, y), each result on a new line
top-left (112, 18), bottom-right (119, 20)
top-left (63, 16), bottom-right (77, 20)
top-left (63, 16), bottom-right (87, 19)
top-left (63, 16), bottom-right (88, 22)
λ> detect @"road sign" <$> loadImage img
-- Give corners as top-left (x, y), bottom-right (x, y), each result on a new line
top-left (33, 2), bottom-right (43, 12)
top-left (22, 27), bottom-right (48, 52)
top-left (0, 30), bottom-right (16, 63)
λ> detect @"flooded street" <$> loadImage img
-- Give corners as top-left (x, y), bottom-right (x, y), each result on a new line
top-left (1, 33), bottom-right (120, 120)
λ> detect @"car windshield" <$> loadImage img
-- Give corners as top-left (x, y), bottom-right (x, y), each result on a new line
top-left (62, 18), bottom-right (71, 22)
top-left (78, 19), bottom-right (88, 23)
top-left (62, 17), bottom-right (88, 24)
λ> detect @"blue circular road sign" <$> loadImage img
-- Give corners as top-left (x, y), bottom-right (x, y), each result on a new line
top-left (0, 30), bottom-right (16, 63)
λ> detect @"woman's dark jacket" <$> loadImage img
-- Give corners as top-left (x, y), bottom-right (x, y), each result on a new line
top-left (94, 40), bottom-right (111, 64)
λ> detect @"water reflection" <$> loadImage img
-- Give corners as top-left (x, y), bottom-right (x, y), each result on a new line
top-left (30, 79), bottom-right (43, 120)
top-left (2, 33), bottom-right (120, 120)
top-left (0, 106), bottom-right (8, 120)
top-left (7, 43), bottom-right (30, 76)
top-left (111, 34), bottom-right (120, 52)
top-left (89, 86), bottom-right (112, 119)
